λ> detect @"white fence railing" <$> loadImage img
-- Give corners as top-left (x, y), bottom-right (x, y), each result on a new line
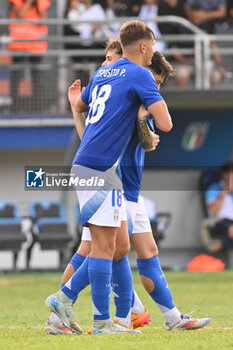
top-left (0, 16), bottom-right (232, 118)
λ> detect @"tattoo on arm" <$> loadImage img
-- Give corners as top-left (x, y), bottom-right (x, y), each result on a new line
top-left (137, 118), bottom-right (154, 150)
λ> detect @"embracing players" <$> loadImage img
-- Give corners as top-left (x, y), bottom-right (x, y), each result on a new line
top-left (46, 21), bottom-right (211, 335)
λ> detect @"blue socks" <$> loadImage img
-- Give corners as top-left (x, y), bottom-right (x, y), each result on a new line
top-left (131, 289), bottom-right (135, 307)
top-left (62, 255), bottom-right (90, 300)
top-left (88, 257), bottom-right (112, 320)
top-left (112, 256), bottom-right (133, 320)
top-left (137, 256), bottom-right (175, 312)
top-left (69, 252), bottom-right (85, 271)
top-left (62, 255), bottom-right (113, 322)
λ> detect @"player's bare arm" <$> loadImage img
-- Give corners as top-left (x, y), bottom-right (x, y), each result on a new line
top-left (137, 105), bottom-right (160, 151)
top-left (208, 189), bottom-right (227, 216)
top-left (76, 95), bottom-right (88, 114)
top-left (147, 100), bottom-right (173, 132)
top-left (68, 79), bottom-right (86, 139)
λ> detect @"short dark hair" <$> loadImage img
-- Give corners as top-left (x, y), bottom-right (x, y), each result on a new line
top-left (221, 161), bottom-right (233, 173)
top-left (120, 21), bottom-right (155, 48)
top-left (149, 51), bottom-right (175, 81)
top-left (105, 39), bottom-right (123, 56)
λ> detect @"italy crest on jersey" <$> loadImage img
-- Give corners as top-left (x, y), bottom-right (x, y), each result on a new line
top-left (113, 209), bottom-right (119, 222)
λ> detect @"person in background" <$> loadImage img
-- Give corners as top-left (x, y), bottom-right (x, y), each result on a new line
top-left (169, 24), bottom-right (195, 88)
top-left (185, 0), bottom-right (228, 84)
top-left (112, 0), bottom-right (142, 17)
top-left (8, 0), bottom-right (51, 112)
top-left (139, 0), bottom-right (166, 51)
top-left (158, 0), bottom-right (187, 35)
top-left (158, 0), bottom-right (195, 87)
top-left (205, 162), bottom-right (233, 250)
top-left (64, 0), bottom-right (86, 37)
top-left (227, 0), bottom-right (233, 20)
top-left (103, 0), bottom-right (121, 37)
top-left (78, 0), bottom-right (112, 48)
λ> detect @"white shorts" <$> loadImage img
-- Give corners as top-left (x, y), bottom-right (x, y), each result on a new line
top-left (72, 164), bottom-right (126, 227)
top-left (81, 195), bottom-right (151, 241)
top-left (82, 226), bottom-right (92, 241)
top-left (126, 195), bottom-right (152, 235)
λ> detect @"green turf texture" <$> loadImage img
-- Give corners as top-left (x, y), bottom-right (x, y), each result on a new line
top-left (0, 270), bottom-right (232, 350)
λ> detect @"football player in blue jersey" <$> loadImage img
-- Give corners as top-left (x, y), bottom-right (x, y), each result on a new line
top-left (47, 22), bottom-right (184, 338)
top-left (46, 20), bottom-right (173, 335)
top-left (45, 39), bottom-right (211, 334)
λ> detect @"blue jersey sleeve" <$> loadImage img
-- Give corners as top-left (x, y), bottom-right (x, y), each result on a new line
top-left (81, 82), bottom-right (91, 105)
top-left (133, 67), bottom-right (163, 109)
top-left (146, 115), bottom-right (155, 132)
top-left (81, 68), bottom-right (100, 104)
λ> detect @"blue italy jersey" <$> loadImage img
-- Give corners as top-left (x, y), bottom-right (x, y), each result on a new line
top-left (120, 116), bottom-right (155, 203)
top-left (73, 57), bottom-right (162, 170)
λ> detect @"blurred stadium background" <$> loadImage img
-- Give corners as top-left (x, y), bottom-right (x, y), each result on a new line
top-left (0, 0), bottom-right (233, 272)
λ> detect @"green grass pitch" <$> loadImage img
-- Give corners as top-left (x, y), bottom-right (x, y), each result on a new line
top-left (0, 270), bottom-right (233, 350)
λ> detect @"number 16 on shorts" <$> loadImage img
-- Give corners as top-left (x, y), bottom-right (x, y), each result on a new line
top-left (112, 189), bottom-right (122, 207)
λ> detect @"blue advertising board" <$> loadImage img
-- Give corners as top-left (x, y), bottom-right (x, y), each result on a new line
top-left (0, 110), bottom-right (232, 169)
top-left (145, 109), bottom-right (233, 168)
top-left (0, 126), bottom-right (73, 149)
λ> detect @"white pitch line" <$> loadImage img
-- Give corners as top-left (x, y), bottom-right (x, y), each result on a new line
top-left (214, 327), bottom-right (233, 330)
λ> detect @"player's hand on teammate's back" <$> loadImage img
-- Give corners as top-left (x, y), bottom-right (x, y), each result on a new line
top-left (68, 79), bottom-right (85, 110)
